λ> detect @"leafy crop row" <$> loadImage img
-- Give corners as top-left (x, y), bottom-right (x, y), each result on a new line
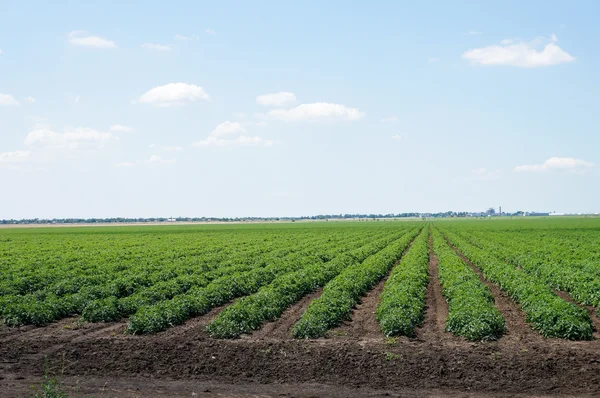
top-left (431, 228), bottom-right (505, 340)
top-left (126, 229), bottom-right (396, 334)
top-left (291, 227), bottom-right (422, 339)
top-left (439, 228), bottom-right (593, 340)
top-left (206, 229), bottom-right (413, 338)
top-left (375, 228), bottom-right (429, 337)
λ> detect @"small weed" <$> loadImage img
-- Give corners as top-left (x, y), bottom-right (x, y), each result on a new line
top-left (384, 351), bottom-right (401, 361)
top-left (385, 337), bottom-right (399, 345)
top-left (29, 356), bottom-right (67, 398)
top-left (490, 351), bottom-right (501, 360)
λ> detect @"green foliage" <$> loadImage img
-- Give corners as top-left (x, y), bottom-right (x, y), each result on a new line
top-left (376, 228), bottom-right (429, 337)
top-left (431, 228), bottom-right (505, 341)
top-left (291, 228), bottom-right (421, 339)
top-left (440, 227), bottom-right (592, 340)
top-left (127, 228), bottom-right (394, 334)
top-left (206, 230), bottom-right (411, 338)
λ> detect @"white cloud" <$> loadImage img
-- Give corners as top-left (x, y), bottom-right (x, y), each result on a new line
top-left (68, 95), bottom-right (81, 104)
top-left (205, 28), bottom-right (216, 35)
top-left (0, 150), bottom-right (30, 165)
top-left (68, 31), bottom-right (117, 49)
top-left (193, 135), bottom-right (274, 148)
top-left (149, 144), bottom-right (184, 152)
top-left (142, 43), bottom-right (170, 51)
top-left (0, 93), bottom-right (20, 106)
top-left (145, 155), bottom-right (176, 165)
top-left (428, 57), bottom-right (440, 63)
top-left (514, 157), bottom-right (594, 172)
top-left (268, 102), bottom-right (365, 122)
top-left (391, 134), bottom-right (401, 140)
top-left (381, 116), bottom-right (398, 123)
top-left (467, 30), bottom-right (482, 35)
top-left (210, 121), bottom-right (247, 137)
top-left (116, 162), bottom-right (135, 168)
top-left (255, 121), bottom-right (268, 127)
top-left (0, 49), bottom-right (3, 55)
top-left (25, 96), bottom-right (36, 104)
top-left (462, 34), bottom-right (574, 67)
top-left (256, 92), bottom-right (296, 107)
top-left (24, 127), bottom-right (116, 150)
top-left (138, 83), bottom-right (209, 107)
top-left (193, 121), bottom-right (273, 148)
top-left (174, 34), bottom-right (198, 41)
top-left (109, 124), bottom-right (134, 133)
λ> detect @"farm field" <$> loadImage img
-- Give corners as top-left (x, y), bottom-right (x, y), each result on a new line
top-left (2, 219), bottom-right (600, 397)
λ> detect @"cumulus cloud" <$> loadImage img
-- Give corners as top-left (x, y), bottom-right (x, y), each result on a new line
top-left (0, 49), bottom-right (3, 55)
top-left (514, 157), bottom-right (594, 172)
top-left (109, 124), bottom-right (134, 133)
top-left (466, 30), bottom-right (482, 35)
top-left (462, 34), bottom-right (574, 67)
top-left (24, 127), bottom-right (116, 150)
top-left (391, 134), bottom-right (401, 140)
top-left (193, 121), bottom-right (273, 148)
top-left (0, 93), bottom-right (20, 106)
top-left (0, 150), bottom-right (30, 165)
top-left (25, 96), bottom-right (36, 104)
top-left (256, 92), bottom-right (296, 107)
top-left (268, 102), bottom-right (365, 122)
top-left (210, 121), bottom-right (247, 137)
top-left (193, 135), bottom-right (274, 148)
top-left (145, 155), bottom-right (176, 165)
top-left (205, 28), bottom-right (216, 35)
top-left (68, 31), bottom-right (117, 49)
top-left (427, 57), bottom-right (440, 63)
top-left (142, 43), bottom-right (170, 51)
top-left (138, 83), bottom-right (209, 107)
top-left (381, 116), bottom-right (398, 123)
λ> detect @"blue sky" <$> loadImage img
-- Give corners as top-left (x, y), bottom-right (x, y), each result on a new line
top-left (1, 1), bottom-right (599, 218)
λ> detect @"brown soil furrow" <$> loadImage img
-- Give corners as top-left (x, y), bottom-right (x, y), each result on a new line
top-left (249, 288), bottom-right (323, 341)
top-left (416, 234), bottom-right (449, 341)
top-left (163, 302), bottom-right (232, 341)
top-left (442, 234), bottom-right (540, 343)
top-left (0, 318), bottom-right (113, 344)
top-left (553, 289), bottom-right (600, 339)
top-left (327, 279), bottom-right (385, 341)
top-left (328, 231), bottom-right (422, 341)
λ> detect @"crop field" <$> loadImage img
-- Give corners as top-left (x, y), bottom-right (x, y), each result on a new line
top-left (2, 218), bottom-right (600, 397)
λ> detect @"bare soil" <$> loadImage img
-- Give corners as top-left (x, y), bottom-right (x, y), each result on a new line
top-left (2, 242), bottom-right (600, 397)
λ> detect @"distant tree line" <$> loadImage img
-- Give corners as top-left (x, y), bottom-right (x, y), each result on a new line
top-left (0, 212), bottom-right (483, 225)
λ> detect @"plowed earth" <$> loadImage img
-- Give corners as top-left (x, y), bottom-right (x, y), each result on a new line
top-left (2, 240), bottom-right (600, 397)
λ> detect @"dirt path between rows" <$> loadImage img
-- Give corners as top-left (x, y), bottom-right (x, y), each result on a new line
top-left (247, 288), bottom-right (324, 341)
top-left (441, 232), bottom-right (544, 344)
top-left (328, 232), bottom-right (421, 341)
top-left (416, 234), bottom-right (451, 342)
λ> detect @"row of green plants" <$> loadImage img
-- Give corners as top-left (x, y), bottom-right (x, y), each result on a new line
top-left (206, 228), bottom-right (416, 338)
top-left (79, 231), bottom-right (363, 323)
top-left (456, 229), bottom-right (600, 309)
top-left (375, 228), bottom-right (429, 337)
top-left (0, 228), bottom-right (374, 326)
top-left (431, 228), bottom-right (505, 341)
top-left (439, 228), bottom-right (593, 340)
top-left (126, 228), bottom-right (401, 334)
top-left (291, 227), bottom-right (422, 339)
